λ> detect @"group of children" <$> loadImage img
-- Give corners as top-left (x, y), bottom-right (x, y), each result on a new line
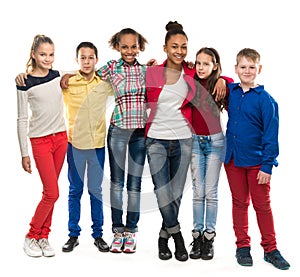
top-left (16, 21), bottom-right (290, 270)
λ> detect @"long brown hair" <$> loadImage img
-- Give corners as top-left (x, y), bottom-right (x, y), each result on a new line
top-left (194, 47), bottom-right (226, 112)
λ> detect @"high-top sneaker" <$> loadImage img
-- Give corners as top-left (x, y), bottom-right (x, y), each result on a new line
top-left (172, 231), bottom-right (188, 262)
top-left (201, 230), bottom-right (216, 260)
top-left (189, 230), bottom-right (202, 259)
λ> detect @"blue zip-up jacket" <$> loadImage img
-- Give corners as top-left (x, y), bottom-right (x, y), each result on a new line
top-left (224, 83), bottom-right (279, 174)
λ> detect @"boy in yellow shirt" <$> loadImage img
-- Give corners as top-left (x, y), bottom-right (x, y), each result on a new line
top-left (62, 42), bottom-right (113, 253)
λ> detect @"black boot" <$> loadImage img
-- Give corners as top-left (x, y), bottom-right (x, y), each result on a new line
top-left (158, 237), bottom-right (172, 260)
top-left (201, 230), bottom-right (215, 260)
top-left (189, 230), bottom-right (202, 259)
top-left (172, 232), bottom-right (188, 262)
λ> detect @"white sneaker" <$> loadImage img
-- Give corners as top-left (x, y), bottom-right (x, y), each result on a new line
top-left (23, 237), bottom-right (42, 257)
top-left (110, 231), bottom-right (124, 253)
top-left (123, 232), bottom-right (136, 253)
top-left (38, 238), bottom-right (55, 257)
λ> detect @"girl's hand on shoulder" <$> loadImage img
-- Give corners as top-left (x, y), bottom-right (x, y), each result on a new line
top-left (146, 59), bottom-right (157, 66)
top-left (22, 156), bottom-right (32, 174)
top-left (187, 61), bottom-right (194, 69)
top-left (15, 73), bottom-right (27, 86)
top-left (213, 78), bottom-right (226, 101)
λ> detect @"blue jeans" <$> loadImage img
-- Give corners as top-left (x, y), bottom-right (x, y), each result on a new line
top-left (190, 132), bottom-right (225, 233)
top-left (146, 137), bottom-right (192, 237)
top-left (107, 124), bottom-right (146, 233)
top-left (67, 143), bottom-right (105, 238)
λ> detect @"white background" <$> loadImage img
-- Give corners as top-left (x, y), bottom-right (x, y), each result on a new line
top-left (1, 0), bottom-right (299, 276)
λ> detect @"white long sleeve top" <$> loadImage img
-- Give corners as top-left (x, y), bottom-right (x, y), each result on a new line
top-left (16, 69), bottom-right (66, 157)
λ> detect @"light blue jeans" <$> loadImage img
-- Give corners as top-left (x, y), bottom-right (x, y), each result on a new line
top-left (146, 137), bottom-right (192, 238)
top-left (107, 124), bottom-right (146, 233)
top-left (190, 132), bottom-right (225, 233)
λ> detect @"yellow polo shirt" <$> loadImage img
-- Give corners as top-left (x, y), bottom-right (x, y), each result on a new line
top-left (63, 71), bottom-right (113, 149)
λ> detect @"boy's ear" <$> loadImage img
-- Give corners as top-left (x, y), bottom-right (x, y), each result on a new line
top-left (234, 64), bottom-right (238, 74)
top-left (258, 64), bottom-right (262, 74)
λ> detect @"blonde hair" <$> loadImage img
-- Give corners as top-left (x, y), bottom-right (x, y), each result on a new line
top-left (236, 48), bottom-right (260, 65)
top-left (26, 34), bottom-right (54, 74)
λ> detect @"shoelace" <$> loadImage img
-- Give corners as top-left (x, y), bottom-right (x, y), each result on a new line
top-left (190, 237), bottom-right (201, 250)
top-left (269, 251), bottom-right (284, 262)
top-left (113, 232), bottom-right (123, 243)
top-left (29, 238), bottom-right (40, 249)
top-left (38, 238), bottom-right (49, 249)
top-left (124, 232), bottom-right (134, 244)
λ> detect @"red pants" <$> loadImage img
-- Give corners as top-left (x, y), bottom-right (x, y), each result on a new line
top-left (224, 159), bottom-right (277, 253)
top-left (27, 131), bottom-right (67, 240)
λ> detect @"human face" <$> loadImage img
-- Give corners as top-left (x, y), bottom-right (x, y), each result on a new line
top-left (76, 47), bottom-right (98, 80)
top-left (164, 34), bottom-right (187, 69)
top-left (117, 34), bottom-right (139, 65)
top-left (32, 42), bottom-right (55, 74)
top-left (235, 56), bottom-right (262, 89)
top-left (195, 52), bottom-right (217, 80)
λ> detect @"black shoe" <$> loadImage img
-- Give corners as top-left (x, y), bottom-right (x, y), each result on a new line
top-left (172, 232), bottom-right (188, 262)
top-left (236, 247), bottom-right (253, 266)
top-left (62, 236), bottom-right (79, 252)
top-left (189, 231), bottom-right (202, 259)
top-left (201, 231), bottom-right (215, 260)
top-left (158, 237), bottom-right (172, 260)
top-left (264, 249), bottom-right (290, 270)
top-left (94, 237), bottom-right (109, 252)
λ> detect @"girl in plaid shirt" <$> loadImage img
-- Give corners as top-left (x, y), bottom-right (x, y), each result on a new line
top-left (96, 28), bottom-right (154, 253)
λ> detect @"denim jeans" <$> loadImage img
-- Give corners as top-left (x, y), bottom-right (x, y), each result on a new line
top-left (67, 143), bottom-right (105, 238)
top-left (107, 124), bottom-right (146, 233)
top-left (146, 137), bottom-right (192, 236)
top-left (190, 132), bottom-right (225, 233)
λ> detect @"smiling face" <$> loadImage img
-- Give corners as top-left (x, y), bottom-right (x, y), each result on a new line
top-left (195, 52), bottom-right (218, 80)
top-left (164, 34), bottom-right (188, 69)
top-left (117, 33), bottom-right (139, 65)
top-left (235, 56), bottom-right (262, 89)
top-left (31, 42), bottom-right (55, 74)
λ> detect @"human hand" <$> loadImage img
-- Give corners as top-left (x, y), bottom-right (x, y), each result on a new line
top-left (187, 61), bottom-right (194, 69)
top-left (257, 170), bottom-right (271, 184)
top-left (212, 78), bottom-right (226, 101)
top-left (22, 156), bottom-right (32, 174)
top-left (60, 74), bottom-right (72, 89)
top-left (15, 73), bottom-right (27, 86)
top-left (146, 59), bottom-right (157, 66)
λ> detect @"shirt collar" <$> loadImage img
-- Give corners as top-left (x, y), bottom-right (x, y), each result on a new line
top-left (117, 58), bottom-right (141, 67)
top-left (75, 70), bottom-right (99, 82)
top-left (230, 82), bottom-right (264, 94)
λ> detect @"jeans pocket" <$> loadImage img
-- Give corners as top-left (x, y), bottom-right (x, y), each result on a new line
top-left (145, 137), bottom-right (155, 148)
